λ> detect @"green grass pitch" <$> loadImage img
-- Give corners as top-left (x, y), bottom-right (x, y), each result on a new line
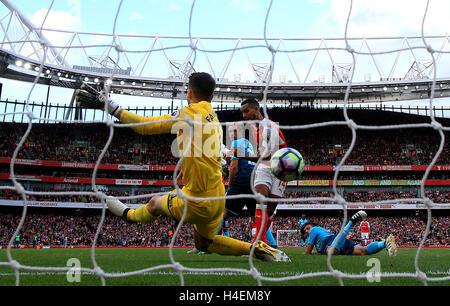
top-left (0, 247), bottom-right (449, 286)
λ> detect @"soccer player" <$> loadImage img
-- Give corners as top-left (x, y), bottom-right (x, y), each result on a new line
top-left (77, 72), bottom-right (290, 262)
top-left (224, 123), bottom-right (279, 246)
top-left (187, 142), bottom-right (233, 254)
top-left (189, 123), bottom-right (276, 254)
top-left (298, 214), bottom-right (308, 247)
top-left (235, 98), bottom-right (288, 246)
top-left (302, 211), bottom-right (397, 256)
top-left (211, 124), bottom-right (256, 240)
top-left (360, 219), bottom-right (370, 246)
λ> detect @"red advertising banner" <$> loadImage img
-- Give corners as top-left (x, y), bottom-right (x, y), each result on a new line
top-left (1, 174), bottom-right (450, 187)
top-left (0, 158), bottom-right (177, 171)
top-left (0, 158), bottom-right (449, 173)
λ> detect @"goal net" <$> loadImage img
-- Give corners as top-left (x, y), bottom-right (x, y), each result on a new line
top-left (0, 0), bottom-right (449, 287)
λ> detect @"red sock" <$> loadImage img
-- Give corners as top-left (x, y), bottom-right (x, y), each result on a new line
top-left (252, 205), bottom-right (268, 244)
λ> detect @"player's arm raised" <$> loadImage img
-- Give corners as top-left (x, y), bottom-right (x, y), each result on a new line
top-left (119, 109), bottom-right (180, 135)
top-left (75, 83), bottom-right (123, 117)
top-left (75, 84), bottom-right (181, 135)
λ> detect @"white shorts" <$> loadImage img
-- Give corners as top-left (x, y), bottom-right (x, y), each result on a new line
top-left (254, 165), bottom-right (287, 197)
top-left (361, 232), bottom-right (369, 240)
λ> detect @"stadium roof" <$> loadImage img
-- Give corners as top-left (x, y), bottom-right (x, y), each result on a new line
top-left (0, 0), bottom-right (449, 105)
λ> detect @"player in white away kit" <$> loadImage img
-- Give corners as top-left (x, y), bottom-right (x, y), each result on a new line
top-left (360, 219), bottom-right (370, 246)
top-left (237, 98), bottom-right (288, 245)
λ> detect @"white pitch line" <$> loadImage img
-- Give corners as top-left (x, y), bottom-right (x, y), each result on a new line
top-left (0, 270), bottom-right (449, 277)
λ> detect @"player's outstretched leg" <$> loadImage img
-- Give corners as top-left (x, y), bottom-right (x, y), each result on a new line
top-left (187, 248), bottom-right (199, 254)
top-left (363, 235), bottom-right (397, 256)
top-left (385, 235), bottom-right (398, 257)
top-left (253, 241), bottom-right (291, 263)
top-left (266, 229), bottom-right (278, 249)
top-left (106, 197), bottom-right (159, 224)
top-left (106, 197), bottom-right (130, 220)
top-left (331, 210), bottom-right (367, 253)
top-left (364, 240), bottom-right (385, 255)
top-left (206, 235), bottom-right (291, 262)
top-left (252, 205), bottom-right (269, 244)
top-left (351, 210), bottom-right (368, 224)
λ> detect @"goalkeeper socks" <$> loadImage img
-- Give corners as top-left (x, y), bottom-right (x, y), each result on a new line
top-left (366, 241), bottom-right (386, 255)
top-left (127, 205), bottom-right (159, 224)
top-left (207, 235), bottom-right (251, 256)
top-left (331, 220), bottom-right (354, 251)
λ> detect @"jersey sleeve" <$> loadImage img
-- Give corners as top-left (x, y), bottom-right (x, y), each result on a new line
top-left (246, 139), bottom-right (255, 155)
top-left (258, 120), bottom-right (287, 157)
top-left (231, 139), bottom-right (240, 160)
top-left (307, 228), bottom-right (317, 246)
top-left (119, 109), bottom-right (184, 135)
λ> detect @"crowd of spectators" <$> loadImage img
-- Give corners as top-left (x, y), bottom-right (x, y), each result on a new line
top-left (3, 164), bottom-right (449, 181)
top-left (0, 122), bottom-right (178, 166)
top-left (1, 187), bottom-right (449, 206)
top-left (0, 106), bottom-right (449, 167)
top-left (0, 108), bottom-right (448, 250)
top-left (0, 209), bottom-right (183, 248)
top-left (273, 214), bottom-right (449, 248)
top-left (283, 190), bottom-right (449, 205)
top-left (0, 209), bottom-right (447, 248)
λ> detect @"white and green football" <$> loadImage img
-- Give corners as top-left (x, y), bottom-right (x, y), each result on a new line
top-left (270, 147), bottom-right (305, 182)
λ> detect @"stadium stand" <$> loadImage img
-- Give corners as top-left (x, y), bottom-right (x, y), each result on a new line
top-left (0, 107), bottom-right (449, 249)
top-left (0, 208), bottom-right (448, 248)
top-left (0, 108), bottom-right (449, 166)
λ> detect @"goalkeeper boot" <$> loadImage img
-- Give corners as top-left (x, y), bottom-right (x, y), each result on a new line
top-left (385, 235), bottom-right (398, 257)
top-left (351, 210), bottom-right (368, 224)
top-left (253, 241), bottom-right (291, 263)
top-left (106, 197), bottom-right (132, 222)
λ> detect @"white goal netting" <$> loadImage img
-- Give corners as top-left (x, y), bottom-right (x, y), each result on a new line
top-left (0, 0), bottom-right (449, 287)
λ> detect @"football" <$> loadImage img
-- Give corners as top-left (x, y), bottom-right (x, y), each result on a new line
top-left (270, 147), bottom-right (305, 182)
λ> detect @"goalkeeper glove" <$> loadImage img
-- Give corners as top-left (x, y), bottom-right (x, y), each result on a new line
top-left (75, 83), bottom-right (122, 117)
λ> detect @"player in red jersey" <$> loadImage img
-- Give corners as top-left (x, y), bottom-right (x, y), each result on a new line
top-left (236, 98), bottom-right (288, 245)
top-left (360, 219), bottom-right (370, 246)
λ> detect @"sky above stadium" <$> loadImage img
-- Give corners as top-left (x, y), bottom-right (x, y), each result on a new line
top-left (0, 0), bottom-right (449, 115)
top-left (6, 0), bottom-right (450, 39)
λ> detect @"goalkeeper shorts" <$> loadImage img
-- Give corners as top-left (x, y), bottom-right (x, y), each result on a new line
top-left (161, 185), bottom-right (226, 241)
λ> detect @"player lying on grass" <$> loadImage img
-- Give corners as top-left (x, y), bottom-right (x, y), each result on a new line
top-left (75, 72), bottom-right (290, 262)
top-left (301, 211), bottom-right (397, 256)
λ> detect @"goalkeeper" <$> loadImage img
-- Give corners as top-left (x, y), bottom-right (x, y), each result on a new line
top-left (302, 211), bottom-right (397, 256)
top-left (76, 72), bottom-right (290, 262)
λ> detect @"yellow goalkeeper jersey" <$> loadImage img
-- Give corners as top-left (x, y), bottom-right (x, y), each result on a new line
top-left (119, 101), bottom-right (224, 197)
